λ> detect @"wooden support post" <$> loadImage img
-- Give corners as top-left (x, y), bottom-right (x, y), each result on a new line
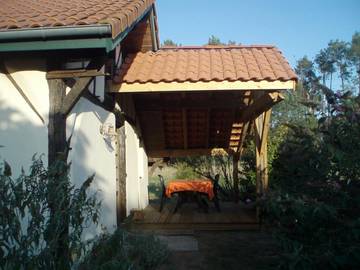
top-left (254, 109), bottom-right (272, 221)
top-left (47, 78), bottom-right (69, 270)
top-left (48, 79), bottom-right (67, 164)
top-left (46, 57), bottom-right (104, 269)
top-left (254, 109), bottom-right (271, 194)
top-left (116, 125), bottom-right (127, 224)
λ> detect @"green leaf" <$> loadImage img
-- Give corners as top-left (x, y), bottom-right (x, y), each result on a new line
top-left (4, 161), bottom-right (12, 177)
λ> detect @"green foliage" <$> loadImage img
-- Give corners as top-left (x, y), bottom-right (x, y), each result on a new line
top-left (350, 32), bottom-right (360, 95)
top-left (161, 39), bottom-right (178, 47)
top-left (170, 155), bottom-right (237, 200)
top-left (79, 229), bottom-right (169, 270)
top-left (262, 191), bottom-right (360, 270)
top-left (207, 36), bottom-right (239, 46)
top-left (208, 35), bottom-right (223, 45)
top-left (259, 32), bottom-right (360, 269)
top-left (0, 156), bottom-right (101, 270)
top-left (174, 162), bottom-right (200, 179)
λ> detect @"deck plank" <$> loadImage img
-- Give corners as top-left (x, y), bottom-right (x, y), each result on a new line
top-left (136, 201), bottom-right (257, 228)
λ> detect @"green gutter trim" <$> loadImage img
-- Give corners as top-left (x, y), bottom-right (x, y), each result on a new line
top-left (0, 25), bottom-right (111, 42)
top-left (0, 38), bottom-right (112, 52)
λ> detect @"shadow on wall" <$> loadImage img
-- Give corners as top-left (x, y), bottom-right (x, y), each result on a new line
top-left (67, 97), bottom-right (117, 238)
top-left (0, 91), bottom-right (116, 239)
top-left (0, 99), bottom-right (48, 175)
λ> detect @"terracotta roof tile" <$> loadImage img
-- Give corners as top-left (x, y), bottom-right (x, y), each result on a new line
top-left (0, 0), bottom-right (154, 38)
top-left (114, 46), bottom-right (297, 84)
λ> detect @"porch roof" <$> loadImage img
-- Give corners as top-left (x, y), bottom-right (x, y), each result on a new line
top-left (111, 45), bottom-right (297, 93)
top-left (113, 45), bottom-right (297, 157)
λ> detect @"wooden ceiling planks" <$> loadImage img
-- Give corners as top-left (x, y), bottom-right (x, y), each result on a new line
top-left (129, 90), bottom-right (281, 157)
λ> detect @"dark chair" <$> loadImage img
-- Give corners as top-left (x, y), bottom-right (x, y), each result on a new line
top-left (158, 175), bottom-right (166, 212)
top-left (208, 174), bottom-right (221, 212)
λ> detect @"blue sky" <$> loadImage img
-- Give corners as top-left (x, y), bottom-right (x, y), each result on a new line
top-left (155, 0), bottom-right (360, 68)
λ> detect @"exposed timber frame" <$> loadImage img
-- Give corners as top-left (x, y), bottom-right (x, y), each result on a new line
top-left (232, 91), bottom-right (252, 202)
top-left (116, 124), bottom-right (127, 224)
top-left (46, 56), bottom-right (105, 269)
top-left (254, 108), bottom-right (272, 221)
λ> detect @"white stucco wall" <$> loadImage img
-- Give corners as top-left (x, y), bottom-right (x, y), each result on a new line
top-left (67, 98), bottom-right (117, 237)
top-left (0, 58), bottom-right (116, 238)
top-left (125, 121), bottom-right (149, 215)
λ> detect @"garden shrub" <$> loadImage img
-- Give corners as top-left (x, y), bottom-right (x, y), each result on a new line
top-left (0, 156), bottom-right (100, 270)
top-left (79, 229), bottom-right (169, 270)
top-left (263, 191), bottom-right (360, 270)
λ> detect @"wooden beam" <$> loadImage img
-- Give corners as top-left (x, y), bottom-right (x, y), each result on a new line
top-left (47, 78), bottom-right (70, 269)
top-left (148, 148), bottom-right (232, 158)
top-left (116, 125), bottom-right (127, 224)
top-left (134, 96), bottom-right (246, 110)
top-left (47, 57), bottom-right (105, 115)
top-left (46, 69), bottom-right (107, 79)
top-left (254, 109), bottom-right (272, 196)
top-left (237, 122), bottom-right (250, 154)
top-left (61, 77), bottom-right (93, 115)
top-left (239, 91), bottom-right (284, 123)
top-left (48, 79), bottom-right (67, 164)
top-left (260, 109), bottom-right (271, 154)
top-left (111, 80), bottom-right (296, 93)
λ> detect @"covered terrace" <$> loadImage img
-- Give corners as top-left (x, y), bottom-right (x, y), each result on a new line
top-left (110, 45), bottom-right (297, 228)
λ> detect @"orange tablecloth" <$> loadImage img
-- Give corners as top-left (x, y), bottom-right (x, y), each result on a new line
top-left (165, 179), bottom-right (214, 200)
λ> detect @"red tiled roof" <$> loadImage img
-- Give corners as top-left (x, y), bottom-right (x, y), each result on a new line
top-left (114, 46), bottom-right (297, 84)
top-left (0, 0), bottom-right (154, 38)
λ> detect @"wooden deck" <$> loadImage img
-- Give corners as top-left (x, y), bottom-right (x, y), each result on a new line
top-left (125, 201), bottom-right (259, 232)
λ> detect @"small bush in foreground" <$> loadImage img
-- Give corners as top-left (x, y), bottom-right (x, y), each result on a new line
top-left (0, 156), bottom-right (100, 270)
top-left (263, 191), bottom-right (360, 270)
top-left (79, 229), bottom-right (169, 270)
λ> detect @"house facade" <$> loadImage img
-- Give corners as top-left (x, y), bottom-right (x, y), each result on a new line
top-left (0, 0), bottom-right (297, 237)
top-left (0, 0), bottom-right (159, 237)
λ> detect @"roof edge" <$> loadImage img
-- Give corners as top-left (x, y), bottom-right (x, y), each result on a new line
top-left (0, 25), bottom-right (112, 43)
top-left (161, 45), bottom-right (276, 50)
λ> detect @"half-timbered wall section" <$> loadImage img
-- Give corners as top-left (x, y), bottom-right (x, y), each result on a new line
top-left (0, 56), bottom-right (118, 237)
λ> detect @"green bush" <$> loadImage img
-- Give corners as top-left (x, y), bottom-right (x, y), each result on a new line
top-left (262, 191), bottom-right (360, 270)
top-left (0, 156), bottom-right (100, 270)
top-left (79, 229), bottom-right (169, 270)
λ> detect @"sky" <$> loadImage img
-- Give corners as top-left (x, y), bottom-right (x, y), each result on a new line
top-left (155, 0), bottom-right (360, 68)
